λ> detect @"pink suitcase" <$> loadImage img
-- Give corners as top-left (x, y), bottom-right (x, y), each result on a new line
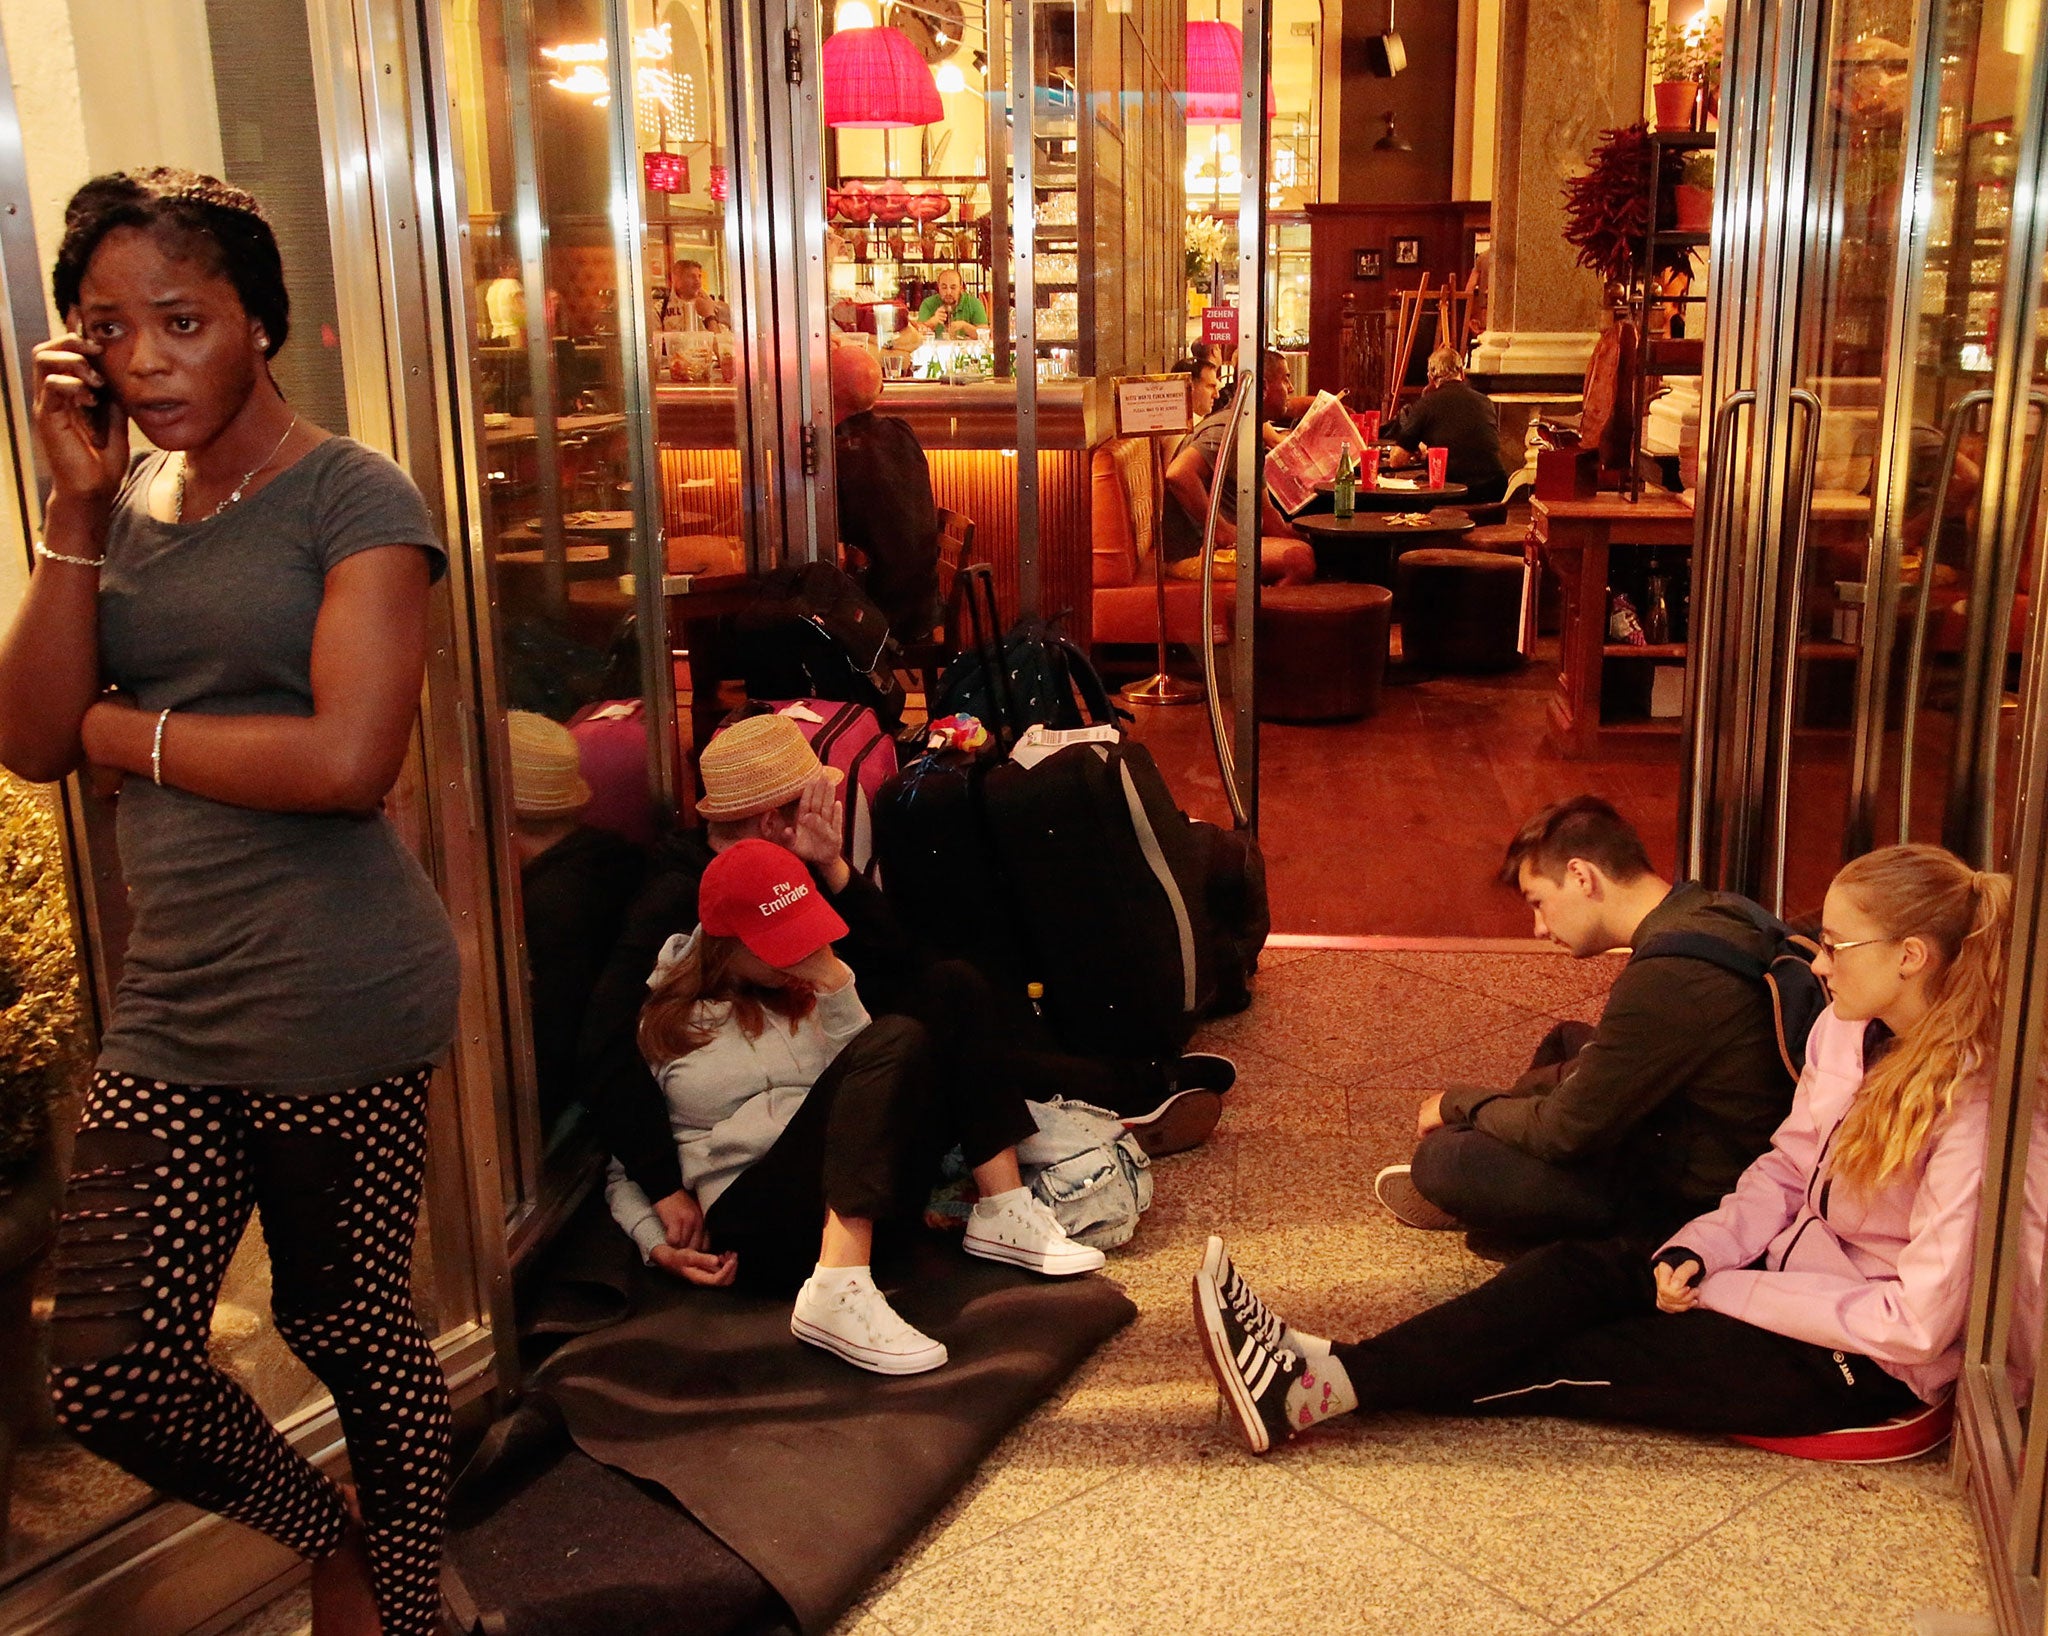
top-left (567, 698), bottom-right (659, 849)
top-left (718, 699), bottom-right (898, 877)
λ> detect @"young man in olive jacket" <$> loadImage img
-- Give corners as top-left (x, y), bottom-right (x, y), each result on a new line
top-left (1374, 797), bottom-right (1795, 1246)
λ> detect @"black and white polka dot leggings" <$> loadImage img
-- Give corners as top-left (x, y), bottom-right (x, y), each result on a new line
top-left (48, 1067), bottom-right (451, 1636)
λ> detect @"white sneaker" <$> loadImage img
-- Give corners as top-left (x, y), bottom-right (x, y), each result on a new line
top-left (790, 1269), bottom-right (948, 1375)
top-left (963, 1190), bottom-right (1108, 1276)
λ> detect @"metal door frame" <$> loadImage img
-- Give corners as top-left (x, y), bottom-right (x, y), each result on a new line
top-left (0, 0), bottom-right (514, 1628)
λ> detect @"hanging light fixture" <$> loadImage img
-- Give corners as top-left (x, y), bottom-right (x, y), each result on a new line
top-left (934, 60), bottom-right (968, 94)
top-left (834, 0), bottom-right (876, 27)
top-left (823, 25), bottom-right (944, 127)
top-left (1183, 20), bottom-right (1276, 124)
top-left (1373, 110), bottom-right (1412, 151)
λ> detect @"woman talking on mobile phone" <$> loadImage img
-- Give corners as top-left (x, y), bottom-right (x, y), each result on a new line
top-left (0, 169), bottom-right (459, 1636)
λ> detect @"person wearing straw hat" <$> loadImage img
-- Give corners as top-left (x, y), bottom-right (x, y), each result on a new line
top-left (579, 713), bottom-right (1236, 1287)
top-left (577, 714), bottom-right (920, 1286)
top-left (509, 711), bottom-right (644, 1130)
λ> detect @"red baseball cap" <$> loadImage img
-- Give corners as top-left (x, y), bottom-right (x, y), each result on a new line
top-left (698, 839), bottom-right (849, 968)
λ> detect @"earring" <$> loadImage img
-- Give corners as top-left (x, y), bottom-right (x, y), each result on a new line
top-left (254, 330), bottom-right (269, 350)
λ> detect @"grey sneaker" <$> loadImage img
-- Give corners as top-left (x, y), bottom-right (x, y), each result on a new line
top-left (1374, 1164), bottom-right (1462, 1230)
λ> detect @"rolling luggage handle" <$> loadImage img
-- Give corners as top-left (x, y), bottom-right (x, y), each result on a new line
top-left (955, 562), bottom-right (1026, 744)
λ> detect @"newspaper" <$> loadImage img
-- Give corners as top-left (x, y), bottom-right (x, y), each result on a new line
top-left (1264, 390), bottom-right (1375, 516)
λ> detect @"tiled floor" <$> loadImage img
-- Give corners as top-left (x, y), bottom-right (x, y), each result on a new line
top-left (835, 949), bottom-right (1994, 1636)
top-left (228, 948), bottom-right (1993, 1636)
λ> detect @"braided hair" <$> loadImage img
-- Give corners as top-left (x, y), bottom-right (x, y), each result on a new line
top-left (52, 168), bottom-right (289, 357)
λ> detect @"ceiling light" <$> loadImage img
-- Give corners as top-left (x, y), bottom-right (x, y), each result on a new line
top-left (935, 61), bottom-right (967, 93)
top-left (835, 0), bottom-right (877, 28)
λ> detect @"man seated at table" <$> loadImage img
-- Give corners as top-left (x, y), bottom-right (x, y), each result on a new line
top-left (663, 257), bottom-right (731, 331)
top-left (1384, 346), bottom-right (1510, 503)
top-left (1162, 350), bottom-right (1315, 585)
top-left (831, 339), bottom-right (942, 640)
top-left (1171, 354), bottom-right (1222, 422)
top-left (915, 267), bottom-right (989, 339)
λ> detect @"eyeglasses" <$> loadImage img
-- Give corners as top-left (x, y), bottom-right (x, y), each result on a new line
top-left (1816, 933), bottom-right (1898, 957)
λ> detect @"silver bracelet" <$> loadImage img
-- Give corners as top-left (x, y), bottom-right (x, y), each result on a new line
top-left (150, 708), bottom-right (170, 787)
top-left (33, 539), bottom-right (107, 569)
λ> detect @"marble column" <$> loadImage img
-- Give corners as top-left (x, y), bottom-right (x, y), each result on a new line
top-left (1470, 0), bottom-right (1647, 382)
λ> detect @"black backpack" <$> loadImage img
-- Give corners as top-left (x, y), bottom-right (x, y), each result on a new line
top-left (1631, 893), bottom-right (1826, 1079)
top-left (734, 562), bottom-right (908, 731)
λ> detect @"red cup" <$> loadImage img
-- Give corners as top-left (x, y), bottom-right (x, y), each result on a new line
top-left (1359, 446), bottom-right (1381, 488)
top-left (1426, 446), bottom-right (1449, 488)
top-left (1353, 408), bottom-right (1381, 445)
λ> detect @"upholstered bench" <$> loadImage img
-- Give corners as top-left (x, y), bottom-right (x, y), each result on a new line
top-left (1256, 583), bottom-right (1393, 721)
top-left (1396, 547), bottom-right (1525, 673)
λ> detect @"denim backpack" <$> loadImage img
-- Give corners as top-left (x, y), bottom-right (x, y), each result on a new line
top-left (1015, 1097), bottom-right (1154, 1250)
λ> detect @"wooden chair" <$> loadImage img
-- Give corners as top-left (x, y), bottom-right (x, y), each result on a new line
top-left (898, 507), bottom-right (976, 716)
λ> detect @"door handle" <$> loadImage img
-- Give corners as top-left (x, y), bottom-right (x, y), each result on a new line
top-left (1683, 387), bottom-right (1756, 876)
top-left (1201, 375), bottom-right (1255, 829)
top-left (1769, 387), bottom-right (1824, 915)
top-left (1896, 389), bottom-right (1994, 839)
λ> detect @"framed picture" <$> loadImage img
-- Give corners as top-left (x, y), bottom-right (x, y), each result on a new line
top-left (1393, 236), bottom-right (1422, 266)
top-left (1354, 248), bottom-right (1383, 281)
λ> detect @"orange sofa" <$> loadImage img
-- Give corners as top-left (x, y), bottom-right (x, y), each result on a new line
top-left (1090, 435), bottom-right (1233, 651)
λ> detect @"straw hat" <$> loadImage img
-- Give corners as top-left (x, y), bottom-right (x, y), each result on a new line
top-left (507, 711), bottom-right (591, 819)
top-left (696, 714), bottom-right (841, 821)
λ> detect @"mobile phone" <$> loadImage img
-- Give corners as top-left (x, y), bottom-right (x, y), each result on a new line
top-left (64, 311), bottom-right (112, 447)
top-left (81, 382), bottom-right (111, 448)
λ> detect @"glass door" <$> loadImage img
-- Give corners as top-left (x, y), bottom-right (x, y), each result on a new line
top-left (1688, 0), bottom-right (2041, 917)
top-left (445, 0), bottom-right (766, 1234)
top-left (0, 0), bottom-right (506, 1624)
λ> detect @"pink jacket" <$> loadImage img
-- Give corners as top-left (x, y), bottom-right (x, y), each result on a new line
top-left (1660, 1004), bottom-right (1990, 1403)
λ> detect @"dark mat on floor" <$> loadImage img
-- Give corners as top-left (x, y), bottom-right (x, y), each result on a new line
top-left (528, 1234), bottom-right (1134, 1635)
top-left (444, 1420), bottom-right (796, 1636)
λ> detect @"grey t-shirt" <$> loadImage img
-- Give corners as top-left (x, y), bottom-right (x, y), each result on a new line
top-left (94, 436), bottom-right (461, 1094)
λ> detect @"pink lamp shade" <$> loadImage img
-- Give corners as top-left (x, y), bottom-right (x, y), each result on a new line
top-left (824, 26), bottom-right (943, 128)
top-left (1183, 20), bottom-right (1274, 123)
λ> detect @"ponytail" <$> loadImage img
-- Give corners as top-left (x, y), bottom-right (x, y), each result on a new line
top-left (1829, 846), bottom-right (2013, 1191)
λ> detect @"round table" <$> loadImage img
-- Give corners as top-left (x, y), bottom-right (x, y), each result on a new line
top-left (1291, 510), bottom-right (1475, 585)
top-left (1307, 479), bottom-right (1469, 512)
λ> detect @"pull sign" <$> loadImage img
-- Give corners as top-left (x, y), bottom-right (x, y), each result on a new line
top-left (785, 27), bottom-right (803, 84)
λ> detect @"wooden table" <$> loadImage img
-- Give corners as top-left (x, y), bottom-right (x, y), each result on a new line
top-left (1533, 491), bottom-right (1696, 757)
top-left (1293, 510), bottom-right (1475, 585)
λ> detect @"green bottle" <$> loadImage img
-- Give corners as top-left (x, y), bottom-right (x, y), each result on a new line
top-left (1333, 447), bottom-right (1358, 520)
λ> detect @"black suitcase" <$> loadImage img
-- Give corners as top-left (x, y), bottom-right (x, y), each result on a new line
top-left (872, 745), bottom-right (1029, 990)
top-left (977, 740), bottom-right (1220, 1060)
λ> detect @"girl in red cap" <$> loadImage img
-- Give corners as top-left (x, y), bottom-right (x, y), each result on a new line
top-left (611, 838), bottom-right (1105, 1374)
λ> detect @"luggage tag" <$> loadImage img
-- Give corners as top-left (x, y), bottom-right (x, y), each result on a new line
top-left (1009, 723), bottom-right (1120, 770)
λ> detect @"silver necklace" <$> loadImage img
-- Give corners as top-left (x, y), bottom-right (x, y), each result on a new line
top-left (174, 415), bottom-right (299, 523)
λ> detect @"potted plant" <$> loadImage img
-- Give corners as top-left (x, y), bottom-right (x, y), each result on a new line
top-left (1647, 22), bottom-right (1702, 130)
top-left (1562, 123), bottom-right (1697, 290)
top-left (0, 772), bottom-right (86, 1541)
top-left (1674, 149), bottom-right (1715, 231)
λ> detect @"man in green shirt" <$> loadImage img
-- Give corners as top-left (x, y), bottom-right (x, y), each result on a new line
top-left (916, 266), bottom-right (988, 337)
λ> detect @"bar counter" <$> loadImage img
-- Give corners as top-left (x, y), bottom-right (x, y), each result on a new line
top-left (654, 380), bottom-right (1111, 642)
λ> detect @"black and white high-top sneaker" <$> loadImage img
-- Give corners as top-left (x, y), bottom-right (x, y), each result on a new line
top-left (1192, 1267), bottom-right (1305, 1454)
top-left (1200, 1234), bottom-right (1287, 1352)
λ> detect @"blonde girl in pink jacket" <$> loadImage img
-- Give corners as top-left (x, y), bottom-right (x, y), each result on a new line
top-left (1192, 844), bottom-right (2012, 1454)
